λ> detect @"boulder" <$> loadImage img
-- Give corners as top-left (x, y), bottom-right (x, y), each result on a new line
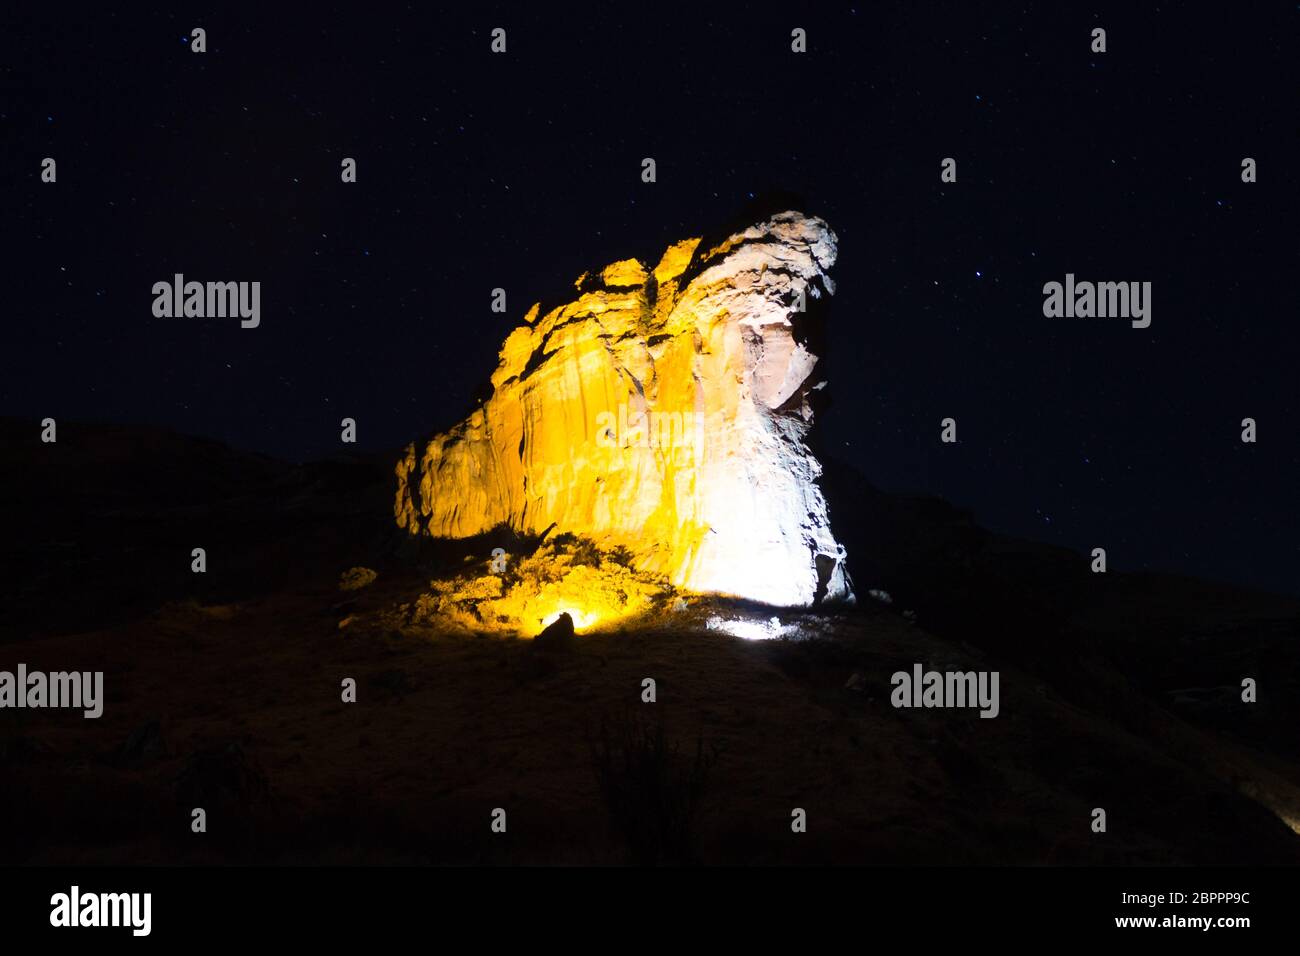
top-left (395, 212), bottom-right (853, 607)
top-left (534, 611), bottom-right (576, 650)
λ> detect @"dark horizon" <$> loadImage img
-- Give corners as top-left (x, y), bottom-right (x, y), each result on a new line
top-left (9, 407), bottom-right (1299, 604)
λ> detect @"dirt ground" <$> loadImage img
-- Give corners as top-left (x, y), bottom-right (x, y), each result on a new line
top-left (3, 419), bottom-right (1298, 865)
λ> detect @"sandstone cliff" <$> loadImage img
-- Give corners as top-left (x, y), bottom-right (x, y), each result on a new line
top-left (395, 211), bottom-right (853, 607)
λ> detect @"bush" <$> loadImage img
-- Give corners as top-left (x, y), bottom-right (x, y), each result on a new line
top-left (589, 710), bottom-right (717, 865)
top-left (408, 536), bottom-right (668, 634)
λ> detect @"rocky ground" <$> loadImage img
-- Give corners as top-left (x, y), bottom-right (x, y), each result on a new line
top-left (2, 418), bottom-right (1298, 864)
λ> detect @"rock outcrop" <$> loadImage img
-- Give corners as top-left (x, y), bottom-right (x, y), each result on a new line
top-left (395, 211), bottom-right (853, 607)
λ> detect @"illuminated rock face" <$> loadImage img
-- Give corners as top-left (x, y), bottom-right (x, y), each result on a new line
top-left (395, 211), bottom-right (853, 607)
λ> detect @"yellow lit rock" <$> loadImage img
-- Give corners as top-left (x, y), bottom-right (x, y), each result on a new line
top-left (395, 211), bottom-right (853, 607)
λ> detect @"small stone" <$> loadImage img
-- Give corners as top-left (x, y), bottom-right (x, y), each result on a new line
top-left (339, 567), bottom-right (378, 591)
top-left (116, 719), bottom-right (167, 763)
top-left (534, 612), bottom-right (575, 651)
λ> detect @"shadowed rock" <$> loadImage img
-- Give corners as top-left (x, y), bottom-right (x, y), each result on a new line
top-left (534, 612), bottom-right (576, 650)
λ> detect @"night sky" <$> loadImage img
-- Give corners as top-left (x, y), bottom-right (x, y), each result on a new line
top-left (5, 4), bottom-right (1296, 595)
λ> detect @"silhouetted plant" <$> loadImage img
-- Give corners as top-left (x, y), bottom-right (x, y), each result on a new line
top-left (588, 709), bottom-right (717, 865)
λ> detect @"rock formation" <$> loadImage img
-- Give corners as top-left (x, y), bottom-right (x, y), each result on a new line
top-left (395, 211), bottom-right (853, 607)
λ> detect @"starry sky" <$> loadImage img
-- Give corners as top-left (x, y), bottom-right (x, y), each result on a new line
top-left (4, 4), bottom-right (1296, 595)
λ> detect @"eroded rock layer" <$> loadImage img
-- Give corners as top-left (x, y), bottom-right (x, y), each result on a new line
top-left (395, 211), bottom-right (853, 607)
